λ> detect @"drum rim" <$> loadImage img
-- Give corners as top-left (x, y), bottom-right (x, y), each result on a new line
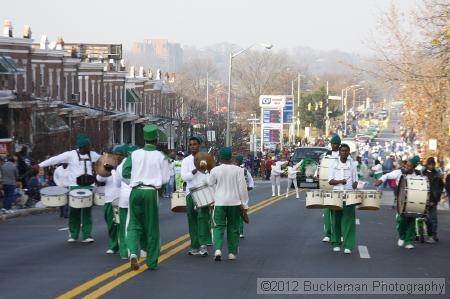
top-left (40, 186), bottom-right (69, 195)
top-left (69, 189), bottom-right (93, 196)
top-left (190, 184), bottom-right (211, 192)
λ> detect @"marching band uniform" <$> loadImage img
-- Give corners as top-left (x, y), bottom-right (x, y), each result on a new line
top-left (209, 147), bottom-right (249, 261)
top-left (122, 125), bottom-right (170, 270)
top-left (233, 154), bottom-right (254, 238)
top-left (181, 136), bottom-right (212, 256)
top-left (39, 134), bottom-right (100, 242)
top-left (286, 161), bottom-right (302, 198)
top-left (328, 144), bottom-right (358, 254)
top-left (322, 134), bottom-right (341, 243)
top-left (377, 156), bottom-right (421, 249)
top-left (96, 145), bottom-right (127, 254)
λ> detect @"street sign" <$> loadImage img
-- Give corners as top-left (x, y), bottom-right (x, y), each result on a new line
top-left (263, 109), bottom-right (282, 123)
top-left (259, 95), bottom-right (286, 108)
top-left (328, 95), bottom-right (342, 100)
top-left (263, 127), bottom-right (282, 144)
top-left (283, 97), bottom-right (293, 123)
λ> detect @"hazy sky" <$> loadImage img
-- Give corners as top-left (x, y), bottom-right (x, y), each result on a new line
top-left (2, 0), bottom-right (417, 54)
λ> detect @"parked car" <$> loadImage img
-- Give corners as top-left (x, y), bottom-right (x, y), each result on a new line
top-left (292, 147), bottom-right (328, 188)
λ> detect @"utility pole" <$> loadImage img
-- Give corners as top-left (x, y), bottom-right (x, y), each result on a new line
top-left (325, 81), bottom-right (330, 137)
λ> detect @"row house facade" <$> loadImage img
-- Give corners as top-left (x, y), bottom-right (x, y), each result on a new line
top-left (0, 21), bottom-right (180, 160)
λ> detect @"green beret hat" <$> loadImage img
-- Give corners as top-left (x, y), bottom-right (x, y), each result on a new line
top-left (112, 144), bottom-right (127, 156)
top-left (330, 134), bottom-right (341, 145)
top-left (127, 145), bottom-right (140, 153)
top-left (76, 134), bottom-right (91, 148)
top-left (409, 155), bottom-right (421, 167)
top-left (218, 147), bottom-right (232, 161)
top-left (143, 124), bottom-right (159, 141)
top-left (234, 154), bottom-right (244, 164)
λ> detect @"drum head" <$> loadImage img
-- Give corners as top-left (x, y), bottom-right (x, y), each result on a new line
top-left (69, 189), bottom-right (93, 197)
top-left (40, 186), bottom-right (68, 196)
top-left (397, 175), bottom-right (407, 214)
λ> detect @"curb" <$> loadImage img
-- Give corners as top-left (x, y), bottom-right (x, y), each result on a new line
top-left (0, 207), bottom-right (57, 222)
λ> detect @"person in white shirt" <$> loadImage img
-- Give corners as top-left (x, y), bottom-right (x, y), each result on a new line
top-left (328, 143), bottom-right (358, 254)
top-left (374, 155), bottom-right (422, 249)
top-left (270, 157), bottom-right (288, 196)
top-left (164, 151), bottom-right (176, 199)
top-left (181, 135), bottom-right (212, 257)
top-left (322, 134), bottom-right (341, 243)
top-left (122, 125), bottom-right (170, 271)
top-left (96, 144), bottom-right (127, 255)
top-left (38, 134), bottom-right (100, 243)
top-left (233, 154), bottom-right (254, 239)
top-left (209, 147), bottom-right (249, 261)
top-left (286, 160), bottom-right (302, 199)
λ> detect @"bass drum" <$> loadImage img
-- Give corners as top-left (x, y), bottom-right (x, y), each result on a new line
top-left (318, 156), bottom-right (337, 190)
top-left (397, 175), bottom-right (429, 216)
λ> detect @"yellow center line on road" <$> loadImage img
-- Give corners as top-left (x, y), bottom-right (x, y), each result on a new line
top-left (58, 189), bottom-right (303, 299)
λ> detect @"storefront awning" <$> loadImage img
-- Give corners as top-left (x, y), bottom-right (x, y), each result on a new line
top-left (0, 55), bottom-right (24, 74)
top-left (36, 112), bottom-right (70, 134)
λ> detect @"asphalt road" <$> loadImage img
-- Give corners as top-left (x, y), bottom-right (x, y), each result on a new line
top-left (0, 178), bottom-right (449, 299)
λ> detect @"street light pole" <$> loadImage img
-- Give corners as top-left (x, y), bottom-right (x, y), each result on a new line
top-left (225, 43), bottom-right (273, 147)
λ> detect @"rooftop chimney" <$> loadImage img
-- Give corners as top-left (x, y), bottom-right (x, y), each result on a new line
top-left (138, 66), bottom-right (144, 77)
top-left (55, 36), bottom-right (64, 50)
top-left (129, 66), bottom-right (135, 78)
top-left (23, 25), bottom-right (31, 38)
top-left (3, 20), bottom-right (13, 37)
top-left (156, 69), bottom-right (161, 80)
top-left (40, 35), bottom-right (49, 49)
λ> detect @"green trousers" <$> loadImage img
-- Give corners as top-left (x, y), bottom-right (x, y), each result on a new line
top-left (119, 208), bottom-right (128, 258)
top-left (68, 186), bottom-right (94, 240)
top-left (213, 206), bottom-right (241, 255)
top-left (396, 214), bottom-right (416, 245)
top-left (104, 203), bottom-right (119, 251)
top-left (239, 216), bottom-right (244, 235)
top-left (323, 208), bottom-right (332, 238)
top-left (127, 188), bottom-right (160, 269)
top-left (186, 194), bottom-right (212, 249)
top-left (331, 204), bottom-right (356, 250)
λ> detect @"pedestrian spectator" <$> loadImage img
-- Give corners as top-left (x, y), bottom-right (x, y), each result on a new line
top-left (265, 157), bottom-right (273, 180)
top-left (26, 167), bottom-right (42, 207)
top-left (13, 153), bottom-right (30, 189)
top-left (1, 156), bottom-right (20, 212)
top-left (422, 157), bottom-right (444, 243)
top-left (371, 160), bottom-right (383, 180)
top-left (164, 151), bottom-right (176, 199)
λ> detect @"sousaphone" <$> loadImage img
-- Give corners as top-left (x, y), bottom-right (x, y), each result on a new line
top-left (194, 152), bottom-right (215, 173)
top-left (95, 153), bottom-right (118, 177)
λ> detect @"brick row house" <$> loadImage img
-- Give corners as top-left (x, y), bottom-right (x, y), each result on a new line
top-left (0, 21), bottom-right (181, 160)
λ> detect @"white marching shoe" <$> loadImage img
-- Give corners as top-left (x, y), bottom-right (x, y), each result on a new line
top-left (344, 249), bottom-right (352, 254)
top-left (106, 249), bottom-right (115, 254)
top-left (397, 239), bottom-right (405, 247)
top-left (82, 238), bottom-right (94, 243)
top-left (130, 254), bottom-right (139, 270)
top-left (405, 244), bottom-right (414, 249)
top-left (228, 253), bottom-right (237, 260)
top-left (140, 250), bottom-right (147, 258)
top-left (322, 236), bottom-right (330, 242)
top-left (67, 238), bottom-right (77, 243)
top-left (214, 249), bottom-right (222, 261)
top-left (296, 193), bottom-right (299, 199)
top-left (333, 247), bottom-right (341, 252)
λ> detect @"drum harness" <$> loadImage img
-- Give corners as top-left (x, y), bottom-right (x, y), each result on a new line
top-left (75, 150), bottom-right (96, 186)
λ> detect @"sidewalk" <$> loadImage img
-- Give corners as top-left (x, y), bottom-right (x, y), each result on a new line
top-left (0, 207), bottom-right (57, 221)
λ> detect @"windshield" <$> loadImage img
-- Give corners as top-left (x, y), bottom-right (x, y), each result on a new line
top-left (293, 148), bottom-right (328, 162)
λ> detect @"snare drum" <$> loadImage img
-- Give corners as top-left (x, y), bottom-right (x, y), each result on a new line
top-left (69, 189), bottom-right (93, 209)
top-left (358, 190), bottom-right (381, 210)
top-left (319, 156), bottom-right (337, 190)
top-left (93, 186), bottom-right (105, 206)
top-left (397, 175), bottom-right (428, 216)
top-left (190, 185), bottom-right (215, 208)
top-left (171, 191), bottom-right (187, 212)
top-left (40, 186), bottom-right (68, 207)
top-left (344, 191), bottom-right (362, 206)
top-left (322, 191), bottom-right (343, 210)
top-left (306, 190), bottom-right (323, 209)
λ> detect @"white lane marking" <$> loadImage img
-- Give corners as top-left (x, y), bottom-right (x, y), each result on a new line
top-left (58, 227), bottom-right (69, 231)
top-left (358, 245), bottom-right (370, 259)
top-left (356, 218), bottom-right (360, 225)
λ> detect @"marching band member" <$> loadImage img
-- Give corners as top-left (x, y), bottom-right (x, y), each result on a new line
top-left (181, 135), bottom-right (212, 257)
top-left (233, 154), bottom-right (254, 238)
top-left (322, 134), bottom-right (341, 243)
top-left (96, 145), bottom-right (127, 254)
top-left (38, 134), bottom-right (100, 243)
top-left (374, 155), bottom-right (422, 249)
top-left (328, 143), bottom-right (358, 254)
top-left (270, 157), bottom-right (287, 196)
top-left (122, 125), bottom-right (170, 270)
top-left (286, 160), bottom-right (302, 199)
top-left (209, 147), bottom-right (249, 261)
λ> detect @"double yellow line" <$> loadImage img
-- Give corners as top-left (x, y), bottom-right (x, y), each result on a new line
top-left (57, 190), bottom-right (302, 299)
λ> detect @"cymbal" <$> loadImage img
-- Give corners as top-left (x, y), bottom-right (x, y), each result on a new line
top-left (95, 153), bottom-right (118, 177)
top-left (194, 152), bottom-right (215, 173)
